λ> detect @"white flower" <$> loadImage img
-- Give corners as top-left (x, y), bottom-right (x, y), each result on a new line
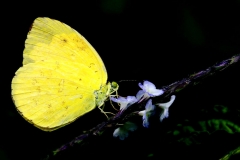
top-left (110, 96), bottom-right (137, 111)
top-left (139, 99), bottom-right (155, 128)
top-left (136, 81), bottom-right (164, 102)
top-left (113, 122), bottom-right (138, 140)
top-left (156, 95), bottom-right (176, 121)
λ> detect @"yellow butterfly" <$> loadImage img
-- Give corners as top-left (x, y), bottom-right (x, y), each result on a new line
top-left (11, 17), bottom-right (118, 131)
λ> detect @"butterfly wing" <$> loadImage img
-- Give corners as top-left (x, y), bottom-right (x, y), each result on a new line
top-left (11, 17), bottom-right (107, 131)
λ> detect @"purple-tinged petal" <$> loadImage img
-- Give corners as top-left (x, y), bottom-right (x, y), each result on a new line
top-left (138, 81), bottom-right (164, 99)
top-left (156, 95), bottom-right (176, 121)
top-left (160, 109), bottom-right (169, 121)
top-left (143, 81), bottom-right (156, 90)
top-left (110, 96), bottom-right (137, 111)
top-left (145, 99), bottom-right (155, 111)
top-left (139, 99), bottom-right (156, 128)
top-left (136, 90), bottom-right (146, 102)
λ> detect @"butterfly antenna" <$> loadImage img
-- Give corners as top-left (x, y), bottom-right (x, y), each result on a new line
top-left (118, 79), bottom-right (138, 83)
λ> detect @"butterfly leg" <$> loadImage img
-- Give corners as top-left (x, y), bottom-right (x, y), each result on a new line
top-left (98, 105), bottom-right (115, 119)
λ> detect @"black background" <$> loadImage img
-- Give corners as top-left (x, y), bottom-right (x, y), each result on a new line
top-left (2, 0), bottom-right (240, 160)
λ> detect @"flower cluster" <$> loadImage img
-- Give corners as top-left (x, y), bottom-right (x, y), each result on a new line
top-left (111, 80), bottom-right (176, 140)
top-left (137, 81), bottom-right (164, 102)
top-left (110, 96), bottom-right (137, 111)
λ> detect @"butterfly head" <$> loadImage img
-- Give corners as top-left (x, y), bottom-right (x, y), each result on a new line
top-left (94, 82), bottom-right (119, 107)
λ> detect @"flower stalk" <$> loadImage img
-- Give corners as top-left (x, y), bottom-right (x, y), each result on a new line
top-left (51, 53), bottom-right (240, 157)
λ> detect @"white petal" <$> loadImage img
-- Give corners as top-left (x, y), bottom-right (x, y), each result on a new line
top-left (113, 127), bottom-right (128, 140)
top-left (138, 82), bottom-right (145, 90)
top-left (126, 96), bottom-right (137, 104)
top-left (138, 110), bottom-right (146, 116)
top-left (149, 89), bottom-right (164, 96)
top-left (156, 95), bottom-right (176, 109)
top-left (145, 99), bottom-right (156, 111)
top-left (160, 109), bottom-right (169, 121)
top-left (110, 97), bottom-right (121, 103)
top-left (136, 90), bottom-right (145, 101)
top-left (143, 115), bottom-right (150, 128)
top-left (143, 81), bottom-right (156, 90)
top-left (113, 128), bottom-right (120, 138)
top-left (139, 81), bottom-right (164, 97)
top-left (113, 122), bottom-right (137, 140)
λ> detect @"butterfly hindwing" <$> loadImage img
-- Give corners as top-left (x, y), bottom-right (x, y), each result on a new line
top-left (11, 17), bottom-right (108, 131)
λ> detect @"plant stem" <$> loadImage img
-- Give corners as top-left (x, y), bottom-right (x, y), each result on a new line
top-left (51, 53), bottom-right (240, 157)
